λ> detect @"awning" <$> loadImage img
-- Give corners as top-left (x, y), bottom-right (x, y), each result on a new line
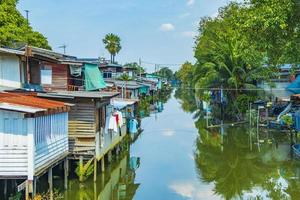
top-left (110, 98), bottom-right (138, 110)
top-left (84, 63), bottom-right (106, 91)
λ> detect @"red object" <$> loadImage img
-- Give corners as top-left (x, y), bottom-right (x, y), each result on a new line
top-left (114, 113), bottom-right (119, 125)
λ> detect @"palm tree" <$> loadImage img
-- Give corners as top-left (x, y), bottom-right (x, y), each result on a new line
top-left (102, 33), bottom-right (121, 63)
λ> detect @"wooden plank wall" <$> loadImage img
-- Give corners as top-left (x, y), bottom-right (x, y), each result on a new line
top-left (43, 63), bottom-right (69, 91)
top-left (68, 100), bottom-right (96, 156)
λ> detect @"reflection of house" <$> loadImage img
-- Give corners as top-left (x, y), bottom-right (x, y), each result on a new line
top-left (0, 92), bottom-right (70, 184)
top-left (98, 155), bottom-right (140, 200)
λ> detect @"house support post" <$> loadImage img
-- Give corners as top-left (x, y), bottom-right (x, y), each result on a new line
top-left (64, 158), bottom-right (69, 190)
top-left (79, 156), bottom-right (83, 182)
top-left (101, 158), bottom-right (105, 172)
top-left (48, 167), bottom-right (53, 200)
top-left (94, 158), bottom-right (97, 182)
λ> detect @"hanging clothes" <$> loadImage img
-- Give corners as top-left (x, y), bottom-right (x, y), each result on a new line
top-left (69, 65), bottom-right (82, 77)
top-left (108, 114), bottom-right (118, 133)
top-left (129, 119), bottom-right (138, 134)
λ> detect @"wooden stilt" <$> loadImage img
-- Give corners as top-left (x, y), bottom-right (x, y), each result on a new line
top-left (33, 177), bottom-right (37, 197)
top-left (25, 180), bottom-right (29, 200)
top-left (108, 151), bottom-right (112, 163)
top-left (79, 156), bottom-right (83, 182)
top-left (101, 158), bottom-right (105, 172)
top-left (64, 158), bottom-right (69, 190)
top-left (94, 158), bottom-right (97, 182)
top-left (94, 182), bottom-right (97, 200)
top-left (48, 167), bottom-right (53, 200)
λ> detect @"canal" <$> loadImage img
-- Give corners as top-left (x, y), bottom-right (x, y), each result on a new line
top-left (65, 90), bottom-right (300, 200)
top-left (9, 90), bottom-right (300, 199)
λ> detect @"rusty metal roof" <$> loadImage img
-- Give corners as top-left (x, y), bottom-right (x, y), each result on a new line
top-left (0, 92), bottom-right (70, 114)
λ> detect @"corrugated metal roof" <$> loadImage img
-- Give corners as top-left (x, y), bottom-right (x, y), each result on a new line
top-left (38, 91), bottom-right (119, 99)
top-left (0, 92), bottom-right (69, 114)
top-left (0, 47), bottom-right (25, 56)
top-left (0, 103), bottom-right (46, 113)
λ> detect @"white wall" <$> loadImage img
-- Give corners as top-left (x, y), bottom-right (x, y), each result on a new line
top-left (0, 55), bottom-right (22, 88)
top-left (0, 110), bottom-right (29, 177)
top-left (34, 112), bottom-right (69, 172)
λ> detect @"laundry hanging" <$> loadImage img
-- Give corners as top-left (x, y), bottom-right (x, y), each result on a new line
top-left (129, 119), bottom-right (138, 134)
top-left (69, 65), bottom-right (82, 77)
top-left (108, 114), bottom-right (118, 133)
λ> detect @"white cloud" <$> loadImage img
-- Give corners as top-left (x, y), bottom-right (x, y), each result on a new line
top-left (182, 31), bottom-right (197, 38)
top-left (160, 23), bottom-right (175, 32)
top-left (169, 181), bottom-right (220, 200)
top-left (187, 0), bottom-right (195, 6)
top-left (179, 12), bottom-right (191, 19)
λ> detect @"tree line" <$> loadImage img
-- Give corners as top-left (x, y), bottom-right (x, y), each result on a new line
top-left (176, 0), bottom-right (300, 116)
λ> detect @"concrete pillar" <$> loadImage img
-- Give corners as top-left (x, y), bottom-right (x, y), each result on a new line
top-left (64, 158), bottom-right (69, 190)
top-left (48, 167), bottom-right (53, 200)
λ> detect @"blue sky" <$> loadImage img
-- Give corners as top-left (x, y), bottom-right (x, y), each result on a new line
top-left (17, 0), bottom-right (229, 71)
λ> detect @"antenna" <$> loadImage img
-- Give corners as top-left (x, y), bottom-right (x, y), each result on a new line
top-left (58, 44), bottom-right (67, 54)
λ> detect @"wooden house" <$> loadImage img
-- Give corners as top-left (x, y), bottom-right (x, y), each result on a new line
top-left (104, 79), bottom-right (142, 99)
top-left (19, 46), bottom-right (84, 92)
top-left (38, 91), bottom-right (127, 162)
top-left (0, 92), bottom-right (70, 182)
top-left (100, 63), bottom-right (124, 79)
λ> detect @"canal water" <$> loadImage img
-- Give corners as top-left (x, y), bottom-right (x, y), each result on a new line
top-left (62, 90), bottom-right (300, 200)
top-left (8, 90), bottom-right (300, 199)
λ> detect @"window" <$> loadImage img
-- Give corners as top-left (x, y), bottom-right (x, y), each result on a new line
top-left (41, 65), bottom-right (52, 84)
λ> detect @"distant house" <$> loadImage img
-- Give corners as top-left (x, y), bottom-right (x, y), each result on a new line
top-left (0, 92), bottom-right (70, 181)
top-left (105, 79), bottom-right (142, 99)
top-left (100, 63), bottom-right (124, 79)
top-left (123, 66), bottom-right (137, 79)
top-left (258, 64), bottom-right (300, 100)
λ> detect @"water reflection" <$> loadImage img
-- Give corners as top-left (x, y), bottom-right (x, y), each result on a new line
top-left (63, 152), bottom-right (140, 200)
top-left (176, 88), bottom-right (300, 200)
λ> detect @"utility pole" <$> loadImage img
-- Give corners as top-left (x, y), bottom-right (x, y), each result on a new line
top-left (139, 58), bottom-right (142, 80)
top-left (24, 10), bottom-right (29, 23)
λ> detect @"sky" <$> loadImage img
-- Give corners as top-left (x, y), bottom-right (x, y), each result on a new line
top-left (17, 0), bottom-right (230, 72)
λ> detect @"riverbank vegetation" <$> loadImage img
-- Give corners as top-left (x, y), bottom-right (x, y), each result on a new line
top-left (176, 0), bottom-right (300, 118)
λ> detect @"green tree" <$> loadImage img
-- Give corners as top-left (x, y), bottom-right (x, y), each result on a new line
top-left (0, 0), bottom-right (50, 49)
top-left (102, 33), bottom-right (121, 63)
top-left (157, 67), bottom-right (174, 81)
top-left (176, 62), bottom-right (194, 86)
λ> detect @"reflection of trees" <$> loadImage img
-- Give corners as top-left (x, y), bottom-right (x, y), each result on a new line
top-left (175, 88), bottom-right (300, 199)
top-left (194, 121), bottom-right (300, 200)
top-left (174, 88), bottom-right (198, 113)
